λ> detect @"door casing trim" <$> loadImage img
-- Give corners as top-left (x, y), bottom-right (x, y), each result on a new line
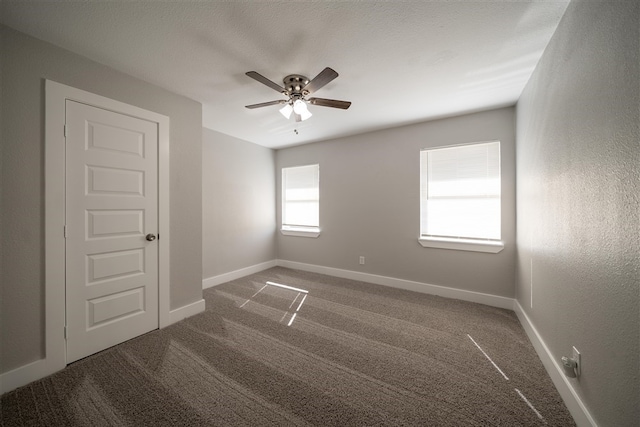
top-left (45, 80), bottom-right (171, 373)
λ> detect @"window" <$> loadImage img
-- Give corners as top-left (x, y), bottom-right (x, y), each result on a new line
top-left (281, 164), bottom-right (320, 237)
top-left (419, 141), bottom-right (503, 253)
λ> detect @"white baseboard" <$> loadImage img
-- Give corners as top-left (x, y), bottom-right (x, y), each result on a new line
top-left (202, 260), bottom-right (278, 289)
top-left (276, 259), bottom-right (514, 310)
top-left (168, 299), bottom-right (206, 325)
top-left (0, 359), bottom-right (52, 395)
top-left (514, 300), bottom-right (597, 427)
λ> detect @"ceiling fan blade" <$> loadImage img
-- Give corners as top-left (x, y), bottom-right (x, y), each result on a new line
top-left (295, 113), bottom-right (302, 122)
top-left (246, 71), bottom-right (285, 93)
top-left (245, 100), bottom-right (287, 109)
top-left (303, 67), bottom-right (339, 94)
top-left (308, 97), bottom-right (351, 109)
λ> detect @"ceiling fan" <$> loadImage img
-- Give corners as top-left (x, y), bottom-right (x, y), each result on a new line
top-left (245, 67), bottom-right (351, 122)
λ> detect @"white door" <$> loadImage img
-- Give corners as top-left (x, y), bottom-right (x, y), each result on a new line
top-left (65, 100), bottom-right (159, 363)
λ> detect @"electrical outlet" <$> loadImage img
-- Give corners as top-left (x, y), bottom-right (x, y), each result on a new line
top-left (359, 256), bottom-right (365, 265)
top-left (573, 346), bottom-right (581, 377)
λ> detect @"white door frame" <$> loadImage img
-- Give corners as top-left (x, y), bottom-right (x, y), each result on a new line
top-left (45, 80), bottom-right (171, 372)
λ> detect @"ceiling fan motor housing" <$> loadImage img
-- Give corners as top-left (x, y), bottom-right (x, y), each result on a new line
top-left (283, 74), bottom-right (310, 97)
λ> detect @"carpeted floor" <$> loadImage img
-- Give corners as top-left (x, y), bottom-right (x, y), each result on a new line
top-left (1, 267), bottom-right (576, 426)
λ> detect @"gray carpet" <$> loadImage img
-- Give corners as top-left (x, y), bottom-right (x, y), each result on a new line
top-left (1, 267), bottom-right (576, 426)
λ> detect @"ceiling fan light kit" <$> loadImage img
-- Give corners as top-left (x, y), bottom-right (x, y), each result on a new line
top-left (245, 67), bottom-right (351, 122)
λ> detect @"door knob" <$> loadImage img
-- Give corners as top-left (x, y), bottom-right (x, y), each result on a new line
top-left (145, 234), bottom-right (157, 241)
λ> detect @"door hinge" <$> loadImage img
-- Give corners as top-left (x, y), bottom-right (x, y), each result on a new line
top-left (64, 225), bottom-right (67, 238)
top-left (64, 124), bottom-right (67, 137)
top-left (64, 326), bottom-right (67, 339)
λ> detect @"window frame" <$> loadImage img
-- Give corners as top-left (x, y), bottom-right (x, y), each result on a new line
top-left (281, 164), bottom-right (321, 238)
top-left (419, 141), bottom-right (504, 253)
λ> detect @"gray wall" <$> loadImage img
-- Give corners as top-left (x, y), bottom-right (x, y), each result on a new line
top-left (276, 107), bottom-right (516, 297)
top-left (515, 1), bottom-right (639, 425)
top-left (202, 129), bottom-right (276, 279)
top-left (0, 25), bottom-right (203, 373)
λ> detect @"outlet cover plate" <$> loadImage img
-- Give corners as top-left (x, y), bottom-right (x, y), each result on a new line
top-left (572, 346), bottom-right (581, 377)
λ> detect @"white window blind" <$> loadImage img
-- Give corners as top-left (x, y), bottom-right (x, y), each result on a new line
top-left (282, 164), bottom-right (319, 231)
top-left (420, 141), bottom-right (501, 241)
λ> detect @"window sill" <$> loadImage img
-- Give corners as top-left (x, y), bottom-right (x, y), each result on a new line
top-left (418, 237), bottom-right (504, 253)
top-left (281, 227), bottom-right (321, 238)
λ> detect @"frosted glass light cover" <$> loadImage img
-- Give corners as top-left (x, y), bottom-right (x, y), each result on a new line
top-left (279, 104), bottom-right (293, 119)
top-left (293, 99), bottom-right (307, 114)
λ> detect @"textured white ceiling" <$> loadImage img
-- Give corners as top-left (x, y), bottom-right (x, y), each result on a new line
top-left (0, 1), bottom-right (569, 149)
